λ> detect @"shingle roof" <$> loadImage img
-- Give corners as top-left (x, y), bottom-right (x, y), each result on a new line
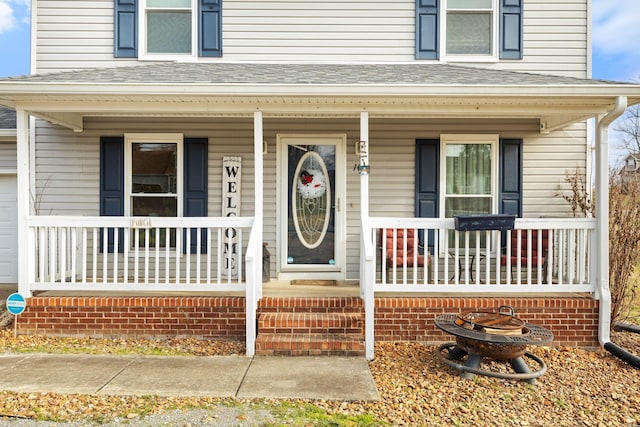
top-left (0, 62), bottom-right (622, 87)
top-left (0, 106), bottom-right (16, 130)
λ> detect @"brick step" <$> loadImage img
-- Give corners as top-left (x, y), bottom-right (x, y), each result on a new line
top-left (255, 333), bottom-right (365, 356)
top-left (258, 312), bottom-right (363, 335)
top-left (258, 297), bottom-right (363, 314)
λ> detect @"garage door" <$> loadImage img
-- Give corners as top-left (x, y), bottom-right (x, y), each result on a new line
top-left (0, 175), bottom-right (17, 283)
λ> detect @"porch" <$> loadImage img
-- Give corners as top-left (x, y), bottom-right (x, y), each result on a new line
top-left (4, 63), bottom-right (639, 359)
top-left (18, 214), bottom-right (600, 358)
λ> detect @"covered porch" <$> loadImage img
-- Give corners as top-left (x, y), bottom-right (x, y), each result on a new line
top-left (2, 63), bottom-right (640, 359)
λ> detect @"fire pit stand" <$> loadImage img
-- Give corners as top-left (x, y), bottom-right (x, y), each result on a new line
top-left (434, 313), bottom-right (554, 384)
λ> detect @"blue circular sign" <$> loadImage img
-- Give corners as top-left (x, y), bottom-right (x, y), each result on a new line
top-left (6, 293), bottom-right (26, 316)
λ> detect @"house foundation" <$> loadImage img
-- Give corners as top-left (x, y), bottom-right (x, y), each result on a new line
top-left (15, 296), bottom-right (599, 350)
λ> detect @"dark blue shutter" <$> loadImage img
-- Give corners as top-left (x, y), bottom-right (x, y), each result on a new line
top-left (499, 0), bottom-right (523, 59)
top-left (416, 0), bottom-right (439, 60)
top-left (100, 137), bottom-right (125, 253)
top-left (416, 139), bottom-right (440, 251)
top-left (199, 0), bottom-right (222, 57)
top-left (184, 138), bottom-right (209, 253)
top-left (114, 0), bottom-right (138, 58)
top-left (499, 139), bottom-right (523, 217)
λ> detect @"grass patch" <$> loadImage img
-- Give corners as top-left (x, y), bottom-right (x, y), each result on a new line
top-left (266, 401), bottom-right (385, 426)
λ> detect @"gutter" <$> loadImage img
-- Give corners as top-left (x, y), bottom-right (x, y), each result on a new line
top-left (595, 96), bottom-right (640, 368)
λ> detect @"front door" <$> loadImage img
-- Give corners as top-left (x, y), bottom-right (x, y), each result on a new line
top-left (277, 134), bottom-right (346, 279)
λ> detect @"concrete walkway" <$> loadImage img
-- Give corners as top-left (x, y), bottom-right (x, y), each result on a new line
top-left (0, 353), bottom-right (379, 401)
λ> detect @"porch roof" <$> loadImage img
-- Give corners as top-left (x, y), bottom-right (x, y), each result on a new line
top-left (0, 106), bottom-right (16, 141)
top-left (0, 63), bottom-right (639, 132)
top-left (0, 106), bottom-right (16, 129)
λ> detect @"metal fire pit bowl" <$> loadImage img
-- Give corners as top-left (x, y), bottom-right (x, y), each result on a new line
top-left (434, 313), bottom-right (554, 383)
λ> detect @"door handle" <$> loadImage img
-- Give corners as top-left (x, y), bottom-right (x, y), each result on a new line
top-left (333, 198), bottom-right (340, 212)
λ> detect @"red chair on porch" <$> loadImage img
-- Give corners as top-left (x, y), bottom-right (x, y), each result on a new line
top-left (381, 228), bottom-right (430, 280)
top-left (500, 230), bottom-right (550, 278)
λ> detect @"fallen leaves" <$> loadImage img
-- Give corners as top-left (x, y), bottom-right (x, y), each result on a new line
top-left (0, 327), bottom-right (639, 425)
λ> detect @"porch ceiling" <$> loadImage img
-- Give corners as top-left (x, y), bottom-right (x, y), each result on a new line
top-left (1, 63), bottom-right (639, 132)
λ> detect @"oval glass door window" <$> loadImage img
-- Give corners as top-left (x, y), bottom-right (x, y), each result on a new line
top-left (292, 151), bottom-right (331, 249)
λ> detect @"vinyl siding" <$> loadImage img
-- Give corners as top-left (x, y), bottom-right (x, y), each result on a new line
top-left (0, 142), bottom-right (17, 171)
top-left (34, 118), bottom-right (583, 280)
top-left (35, 0), bottom-right (588, 78)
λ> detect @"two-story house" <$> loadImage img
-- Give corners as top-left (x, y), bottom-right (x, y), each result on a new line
top-left (1, 0), bottom-right (640, 360)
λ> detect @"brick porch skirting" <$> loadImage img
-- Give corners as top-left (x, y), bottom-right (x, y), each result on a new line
top-left (16, 296), bottom-right (599, 348)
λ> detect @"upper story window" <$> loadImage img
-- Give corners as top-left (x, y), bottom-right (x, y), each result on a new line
top-left (446, 0), bottom-right (495, 57)
top-left (114, 0), bottom-right (222, 59)
top-left (143, 0), bottom-right (194, 56)
top-left (416, 0), bottom-right (523, 61)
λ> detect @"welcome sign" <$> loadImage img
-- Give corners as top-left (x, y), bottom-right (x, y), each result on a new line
top-left (222, 157), bottom-right (241, 278)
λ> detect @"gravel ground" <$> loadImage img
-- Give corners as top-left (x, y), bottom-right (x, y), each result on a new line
top-left (0, 326), bottom-right (639, 426)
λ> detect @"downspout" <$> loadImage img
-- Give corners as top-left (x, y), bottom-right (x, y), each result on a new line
top-left (595, 95), bottom-right (625, 347)
top-left (597, 96), bottom-right (640, 367)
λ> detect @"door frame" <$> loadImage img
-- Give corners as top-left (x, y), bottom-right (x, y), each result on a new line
top-left (276, 134), bottom-right (347, 280)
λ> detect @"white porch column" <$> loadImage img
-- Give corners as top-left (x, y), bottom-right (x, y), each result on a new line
top-left (245, 110), bottom-right (264, 357)
top-left (595, 96), bottom-right (626, 346)
top-left (254, 110), bottom-right (264, 300)
top-left (16, 108), bottom-right (32, 297)
top-left (360, 111), bottom-right (375, 360)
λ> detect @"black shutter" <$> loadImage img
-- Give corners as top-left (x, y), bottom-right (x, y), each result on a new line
top-left (184, 138), bottom-right (209, 253)
top-left (100, 137), bottom-right (125, 253)
top-left (199, 0), bottom-right (222, 57)
top-left (499, 0), bottom-right (523, 59)
top-left (499, 138), bottom-right (523, 216)
top-left (114, 0), bottom-right (137, 58)
top-left (416, 139), bottom-right (440, 251)
top-left (416, 0), bottom-right (439, 60)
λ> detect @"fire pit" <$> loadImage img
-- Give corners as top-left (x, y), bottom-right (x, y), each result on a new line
top-left (434, 307), bottom-right (554, 383)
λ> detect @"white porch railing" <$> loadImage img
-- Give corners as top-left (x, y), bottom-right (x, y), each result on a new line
top-left (360, 216), bottom-right (597, 360)
top-left (27, 216), bottom-right (255, 292)
top-left (365, 217), bottom-right (597, 294)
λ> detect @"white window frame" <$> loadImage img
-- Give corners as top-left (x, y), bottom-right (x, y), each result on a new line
top-left (124, 133), bottom-right (184, 218)
top-left (440, 0), bottom-right (499, 63)
top-left (439, 134), bottom-right (499, 255)
top-left (138, 0), bottom-right (198, 61)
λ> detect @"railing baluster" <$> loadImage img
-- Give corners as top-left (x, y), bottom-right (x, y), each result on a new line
top-left (59, 228), bottom-right (66, 283)
top-left (568, 228), bottom-right (575, 285)
top-left (217, 228), bottom-right (222, 284)
top-left (186, 228), bottom-right (191, 284)
top-left (165, 227), bottom-right (170, 284)
top-left (113, 227), bottom-right (119, 285)
top-left (123, 227), bottom-right (129, 285)
top-left (144, 228), bottom-right (150, 284)
top-left (50, 227), bottom-right (57, 284)
top-left (558, 230), bottom-right (565, 285)
top-left (206, 227), bottom-right (212, 285)
top-left (134, 229), bottom-right (140, 285)
top-left (578, 229), bottom-right (586, 284)
top-left (81, 228), bottom-right (87, 284)
top-left (92, 228), bottom-right (98, 284)
top-left (196, 227), bottom-right (201, 285)
top-left (101, 227), bottom-right (108, 284)
top-left (175, 228), bottom-right (181, 285)
top-left (237, 229), bottom-right (243, 286)
top-left (71, 228), bottom-right (77, 284)
top-left (155, 228), bottom-right (160, 285)
top-left (38, 227), bottom-right (45, 284)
